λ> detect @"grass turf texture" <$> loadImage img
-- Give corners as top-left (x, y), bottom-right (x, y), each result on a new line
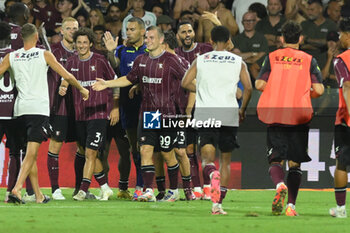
top-left (0, 188), bottom-right (349, 233)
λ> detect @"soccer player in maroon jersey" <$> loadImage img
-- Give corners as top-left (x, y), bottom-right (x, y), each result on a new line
top-left (152, 31), bottom-right (194, 201)
top-left (175, 21), bottom-right (213, 200)
top-left (8, 2), bottom-right (30, 50)
top-left (9, 3), bottom-right (50, 52)
top-left (46, 17), bottom-right (78, 200)
top-left (61, 28), bottom-right (114, 201)
top-left (93, 26), bottom-right (187, 202)
top-left (329, 18), bottom-right (350, 218)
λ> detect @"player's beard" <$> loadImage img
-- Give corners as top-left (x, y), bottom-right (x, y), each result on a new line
top-left (181, 37), bottom-right (193, 50)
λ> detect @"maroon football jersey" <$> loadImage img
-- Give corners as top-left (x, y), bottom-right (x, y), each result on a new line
top-left (9, 23), bottom-right (23, 50)
top-left (175, 42), bottom-right (213, 64)
top-left (48, 41), bottom-right (76, 116)
top-left (66, 52), bottom-right (116, 121)
top-left (0, 48), bottom-right (16, 119)
top-left (174, 54), bottom-right (190, 115)
top-left (126, 51), bottom-right (187, 116)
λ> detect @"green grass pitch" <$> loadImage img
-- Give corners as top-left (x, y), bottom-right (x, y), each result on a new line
top-left (0, 188), bottom-right (349, 233)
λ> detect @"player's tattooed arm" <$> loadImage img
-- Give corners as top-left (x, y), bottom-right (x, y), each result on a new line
top-left (103, 31), bottom-right (120, 68)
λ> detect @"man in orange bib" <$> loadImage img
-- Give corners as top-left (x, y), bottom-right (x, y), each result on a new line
top-left (329, 18), bottom-right (350, 218)
top-left (256, 21), bottom-right (324, 216)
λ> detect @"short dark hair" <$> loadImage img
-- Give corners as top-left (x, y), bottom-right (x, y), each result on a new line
top-left (180, 10), bottom-right (193, 18)
top-left (73, 27), bottom-right (95, 44)
top-left (340, 17), bottom-right (350, 32)
top-left (8, 2), bottom-right (27, 21)
top-left (21, 23), bottom-right (37, 41)
top-left (146, 25), bottom-right (164, 39)
top-left (211, 26), bottom-right (230, 43)
top-left (248, 3), bottom-right (268, 19)
top-left (163, 31), bottom-right (178, 50)
top-left (93, 25), bottom-right (106, 32)
top-left (128, 17), bottom-right (145, 29)
top-left (281, 21), bottom-right (302, 44)
top-left (106, 3), bottom-right (121, 15)
top-left (308, 0), bottom-right (323, 6)
top-left (152, 3), bottom-right (163, 10)
top-left (177, 21), bottom-right (193, 32)
top-left (0, 21), bottom-right (11, 44)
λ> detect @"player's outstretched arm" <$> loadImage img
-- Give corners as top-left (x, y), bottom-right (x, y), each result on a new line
top-left (310, 83), bottom-right (324, 98)
top-left (44, 51), bottom-right (89, 100)
top-left (182, 59), bottom-right (197, 92)
top-left (92, 76), bottom-right (132, 91)
top-left (239, 62), bottom-right (253, 121)
top-left (0, 54), bottom-right (10, 77)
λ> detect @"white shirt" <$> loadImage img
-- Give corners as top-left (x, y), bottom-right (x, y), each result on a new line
top-left (195, 50), bottom-right (242, 127)
top-left (9, 47), bottom-right (49, 117)
top-left (121, 11), bottom-right (157, 39)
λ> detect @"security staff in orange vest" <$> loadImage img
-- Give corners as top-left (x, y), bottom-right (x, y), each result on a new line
top-left (255, 21), bottom-right (324, 216)
top-left (329, 18), bottom-right (350, 218)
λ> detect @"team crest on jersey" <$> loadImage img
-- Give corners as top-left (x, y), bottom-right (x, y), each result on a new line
top-left (158, 63), bottom-right (163, 69)
top-left (15, 53), bottom-right (19, 58)
top-left (90, 66), bottom-right (96, 71)
top-left (204, 54), bottom-right (210, 60)
top-left (145, 20), bottom-right (151, 26)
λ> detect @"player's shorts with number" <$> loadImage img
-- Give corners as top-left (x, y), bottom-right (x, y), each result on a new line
top-left (75, 119), bottom-right (108, 150)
